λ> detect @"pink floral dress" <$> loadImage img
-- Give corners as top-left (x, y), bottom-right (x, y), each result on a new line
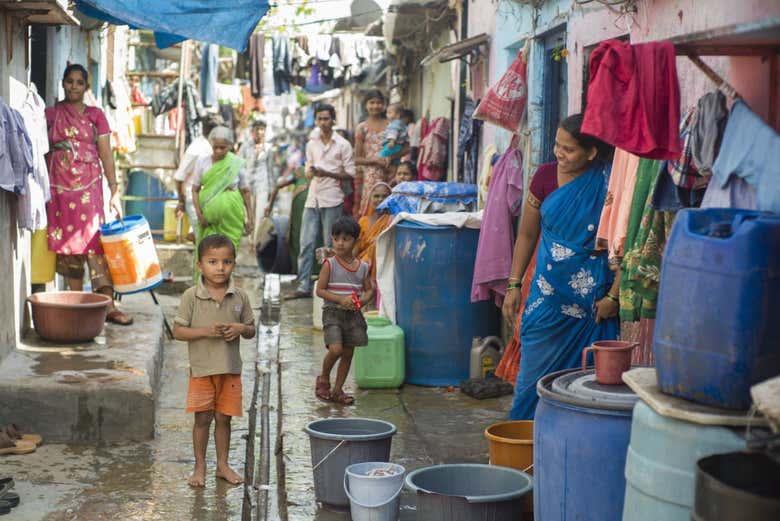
top-left (355, 120), bottom-right (389, 217)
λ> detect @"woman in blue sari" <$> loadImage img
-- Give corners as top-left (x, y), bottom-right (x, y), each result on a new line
top-left (502, 114), bottom-right (620, 420)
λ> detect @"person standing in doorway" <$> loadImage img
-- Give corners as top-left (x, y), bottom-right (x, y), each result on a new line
top-left (45, 63), bottom-right (132, 325)
top-left (288, 104), bottom-right (355, 299)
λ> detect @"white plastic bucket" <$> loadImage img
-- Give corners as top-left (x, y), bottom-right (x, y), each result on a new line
top-left (313, 287), bottom-right (324, 330)
top-left (344, 462), bottom-right (404, 521)
top-left (100, 215), bottom-right (163, 294)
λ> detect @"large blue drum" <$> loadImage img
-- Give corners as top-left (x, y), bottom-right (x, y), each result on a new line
top-left (394, 222), bottom-right (499, 386)
top-left (534, 368), bottom-right (637, 521)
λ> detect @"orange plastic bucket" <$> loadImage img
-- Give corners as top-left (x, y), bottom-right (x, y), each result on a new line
top-left (485, 420), bottom-right (534, 474)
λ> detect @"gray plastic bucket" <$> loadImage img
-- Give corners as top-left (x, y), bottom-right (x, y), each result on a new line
top-left (344, 462), bottom-right (405, 521)
top-left (405, 463), bottom-right (533, 520)
top-left (305, 418), bottom-right (397, 510)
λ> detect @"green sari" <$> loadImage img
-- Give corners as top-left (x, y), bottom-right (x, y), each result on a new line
top-left (194, 153), bottom-right (246, 273)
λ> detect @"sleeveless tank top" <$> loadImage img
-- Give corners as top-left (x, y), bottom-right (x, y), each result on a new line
top-left (323, 256), bottom-right (369, 309)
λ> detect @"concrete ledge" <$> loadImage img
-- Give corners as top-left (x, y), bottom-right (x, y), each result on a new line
top-left (0, 294), bottom-right (164, 442)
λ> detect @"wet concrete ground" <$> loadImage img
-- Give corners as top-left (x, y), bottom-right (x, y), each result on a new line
top-left (1, 241), bottom-right (513, 520)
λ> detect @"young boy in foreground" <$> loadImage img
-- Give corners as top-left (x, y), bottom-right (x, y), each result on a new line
top-left (173, 234), bottom-right (256, 487)
top-left (315, 216), bottom-right (374, 405)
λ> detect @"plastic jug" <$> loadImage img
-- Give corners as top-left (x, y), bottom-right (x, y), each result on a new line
top-left (470, 336), bottom-right (503, 379)
top-left (99, 215), bottom-right (163, 294)
top-left (581, 340), bottom-right (636, 385)
top-left (354, 316), bottom-right (405, 388)
top-left (654, 208), bottom-right (780, 409)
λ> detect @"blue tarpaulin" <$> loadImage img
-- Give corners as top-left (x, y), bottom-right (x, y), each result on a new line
top-left (377, 181), bottom-right (478, 215)
top-left (75, 0), bottom-right (270, 51)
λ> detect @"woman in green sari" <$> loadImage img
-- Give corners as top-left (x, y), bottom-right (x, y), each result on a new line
top-left (192, 127), bottom-right (253, 266)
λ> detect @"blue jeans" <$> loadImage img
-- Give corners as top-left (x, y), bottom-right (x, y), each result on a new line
top-left (297, 205), bottom-right (343, 293)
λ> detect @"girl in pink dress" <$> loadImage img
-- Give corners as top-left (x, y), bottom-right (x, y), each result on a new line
top-left (46, 64), bottom-right (132, 325)
top-left (353, 90), bottom-right (389, 218)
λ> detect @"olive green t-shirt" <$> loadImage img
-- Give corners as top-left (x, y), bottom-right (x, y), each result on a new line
top-left (174, 277), bottom-right (255, 377)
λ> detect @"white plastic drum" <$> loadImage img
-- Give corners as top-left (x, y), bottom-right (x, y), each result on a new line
top-left (100, 215), bottom-right (163, 294)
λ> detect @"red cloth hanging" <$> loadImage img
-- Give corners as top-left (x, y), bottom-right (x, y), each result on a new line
top-left (582, 40), bottom-right (681, 161)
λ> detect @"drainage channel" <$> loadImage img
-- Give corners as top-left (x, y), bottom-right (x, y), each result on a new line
top-left (243, 274), bottom-right (281, 521)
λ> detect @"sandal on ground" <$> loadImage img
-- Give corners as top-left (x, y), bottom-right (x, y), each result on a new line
top-left (0, 499), bottom-right (12, 515)
top-left (0, 479), bottom-right (18, 508)
top-left (3, 424), bottom-right (42, 446)
top-left (0, 432), bottom-right (35, 456)
top-left (106, 309), bottom-right (134, 326)
top-left (330, 390), bottom-right (355, 405)
top-left (315, 376), bottom-right (331, 401)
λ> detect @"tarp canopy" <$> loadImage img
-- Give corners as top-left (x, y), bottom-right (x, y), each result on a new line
top-left (75, 0), bottom-right (270, 51)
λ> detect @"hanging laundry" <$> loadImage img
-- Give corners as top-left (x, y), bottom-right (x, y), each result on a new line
top-left (0, 97), bottom-right (33, 195)
top-left (200, 43), bottom-right (219, 107)
top-left (690, 91), bottom-right (728, 177)
top-left (471, 146), bottom-right (524, 306)
top-left (473, 44), bottom-right (528, 133)
top-left (582, 40), bottom-right (680, 160)
top-left (240, 85), bottom-right (263, 115)
top-left (16, 87), bottom-right (50, 231)
top-left (272, 36), bottom-right (291, 95)
top-left (667, 108), bottom-right (707, 189)
top-left (250, 32), bottom-right (265, 98)
top-left (701, 174), bottom-right (757, 210)
top-left (596, 148), bottom-right (641, 264)
top-left (477, 143), bottom-right (498, 208)
top-left (619, 159), bottom-right (675, 322)
top-left (417, 117), bottom-right (449, 181)
top-left (457, 97), bottom-right (483, 184)
top-left (651, 162), bottom-right (706, 211)
top-left (151, 80), bottom-right (204, 144)
top-left (711, 100), bottom-right (780, 214)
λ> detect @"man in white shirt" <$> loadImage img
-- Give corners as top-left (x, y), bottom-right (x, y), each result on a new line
top-left (238, 119), bottom-right (275, 245)
top-left (174, 116), bottom-right (219, 239)
top-left (290, 104), bottom-right (355, 298)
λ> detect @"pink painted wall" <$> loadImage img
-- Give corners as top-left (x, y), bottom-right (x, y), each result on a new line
top-left (567, 0), bottom-right (780, 124)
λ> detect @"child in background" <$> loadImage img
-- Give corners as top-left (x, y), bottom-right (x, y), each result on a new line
top-left (392, 160), bottom-right (417, 187)
top-left (173, 234), bottom-right (256, 488)
top-left (379, 103), bottom-right (408, 164)
top-left (315, 216), bottom-right (374, 405)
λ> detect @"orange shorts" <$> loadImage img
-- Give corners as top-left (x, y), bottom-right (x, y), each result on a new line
top-left (186, 373), bottom-right (243, 417)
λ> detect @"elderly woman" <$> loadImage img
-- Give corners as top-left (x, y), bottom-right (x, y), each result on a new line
top-left (191, 127), bottom-right (253, 263)
top-left (45, 63), bottom-right (132, 325)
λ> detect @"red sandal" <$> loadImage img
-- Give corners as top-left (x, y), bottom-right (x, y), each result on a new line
top-left (330, 390), bottom-right (355, 405)
top-left (315, 376), bottom-right (331, 401)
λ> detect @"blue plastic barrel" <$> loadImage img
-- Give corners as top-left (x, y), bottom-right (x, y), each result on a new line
top-left (654, 209), bottom-right (780, 410)
top-left (394, 222), bottom-right (499, 386)
top-left (534, 368), bottom-right (638, 521)
top-left (622, 400), bottom-right (745, 521)
top-left (124, 170), bottom-right (176, 238)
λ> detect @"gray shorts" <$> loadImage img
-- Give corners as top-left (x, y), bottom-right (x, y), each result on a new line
top-left (322, 307), bottom-right (368, 347)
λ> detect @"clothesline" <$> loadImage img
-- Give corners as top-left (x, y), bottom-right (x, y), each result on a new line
top-left (682, 53), bottom-right (741, 101)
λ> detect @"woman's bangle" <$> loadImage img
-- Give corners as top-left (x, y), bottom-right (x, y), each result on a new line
top-left (508, 277), bottom-right (522, 283)
top-left (606, 292), bottom-right (619, 302)
top-left (507, 281), bottom-right (522, 291)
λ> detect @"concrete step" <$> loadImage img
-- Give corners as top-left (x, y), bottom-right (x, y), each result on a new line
top-left (0, 294), bottom-right (164, 443)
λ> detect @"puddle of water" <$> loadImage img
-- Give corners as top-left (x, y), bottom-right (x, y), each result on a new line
top-left (32, 353), bottom-right (133, 375)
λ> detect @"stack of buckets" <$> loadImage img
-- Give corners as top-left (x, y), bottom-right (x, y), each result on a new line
top-left (305, 418), bottom-right (404, 520)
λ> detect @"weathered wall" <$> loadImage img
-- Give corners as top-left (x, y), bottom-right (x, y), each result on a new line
top-left (567, 0), bottom-right (780, 122)
top-left (0, 14), bottom-right (32, 361)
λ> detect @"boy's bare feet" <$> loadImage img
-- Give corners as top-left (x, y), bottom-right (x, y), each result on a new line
top-left (188, 463), bottom-right (206, 487)
top-left (216, 465), bottom-right (244, 485)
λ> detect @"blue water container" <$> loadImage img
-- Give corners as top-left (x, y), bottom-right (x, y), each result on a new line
top-left (124, 170), bottom-right (176, 238)
top-left (654, 209), bottom-right (780, 410)
top-left (394, 222), bottom-right (499, 386)
top-left (534, 368), bottom-right (638, 521)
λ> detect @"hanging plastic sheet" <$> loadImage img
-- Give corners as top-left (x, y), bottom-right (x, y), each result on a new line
top-left (75, 0), bottom-right (270, 51)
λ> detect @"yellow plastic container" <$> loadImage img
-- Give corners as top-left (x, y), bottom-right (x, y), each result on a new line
top-left (30, 229), bottom-right (56, 284)
top-left (485, 421), bottom-right (534, 473)
top-left (163, 200), bottom-right (189, 242)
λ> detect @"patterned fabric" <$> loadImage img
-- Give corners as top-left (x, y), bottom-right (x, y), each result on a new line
top-left (596, 148), bottom-right (641, 264)
top-left (355, 120), bottom-right (389, 217)
top-left (45, 102), bottom-right (110, 255)
top-left (417, 117), bottom-right (449, 182)
top-left (619, 159), bottom-right (676, 322)
top-left (509, 163), bottom-right (619, 420)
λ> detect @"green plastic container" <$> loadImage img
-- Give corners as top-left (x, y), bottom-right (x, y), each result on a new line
top-left (354, 316), bottom-right (405, 389)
